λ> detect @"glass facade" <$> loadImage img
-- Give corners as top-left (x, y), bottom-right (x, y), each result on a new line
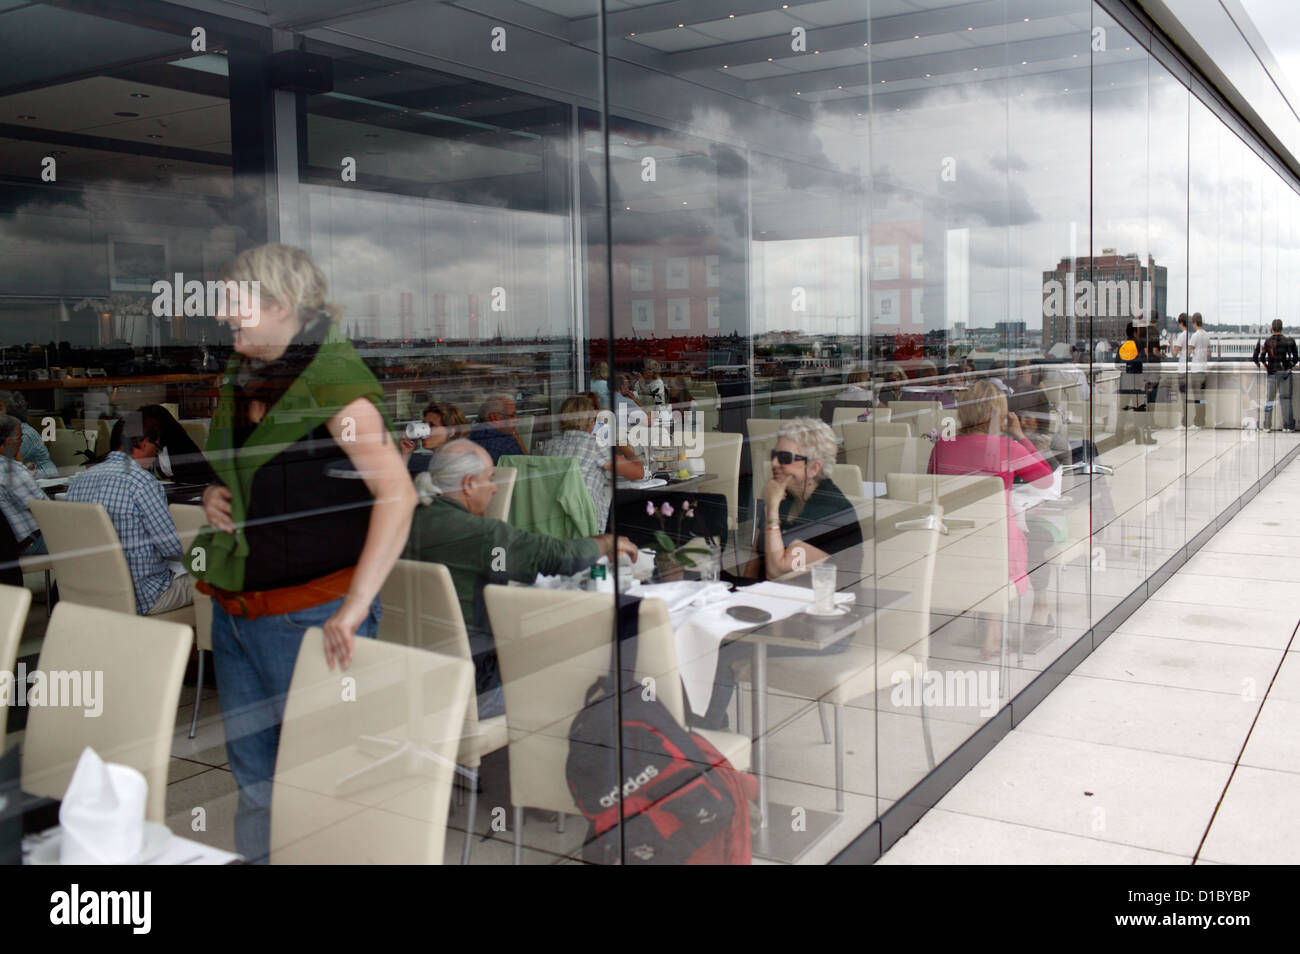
top-left (2, 0), bottom-right (1298, 865)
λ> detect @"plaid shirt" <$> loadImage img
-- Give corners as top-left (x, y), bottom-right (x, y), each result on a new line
top-left (66, 451), bottom-right (181, 614)
top-left (0, 456), bottom-right (47, 543)
top-left (541, 429), bottom-right (613, 531)
top-left (20, 423), bottom-right (58, 479)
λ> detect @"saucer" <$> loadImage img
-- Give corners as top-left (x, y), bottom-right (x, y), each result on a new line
top-left (30, 821), bottom-right (171, 865)
top-left (802, 603), bottom-right (850, 618)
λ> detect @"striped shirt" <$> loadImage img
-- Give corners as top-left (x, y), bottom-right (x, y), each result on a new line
top-left (0, 456), bottom-right (47, 544)
top-left (20, 423), bottom-right (58, 479)
top-left (66, 451), bottom-right (181, 614)
top-left (541, 429), bottom-right (612, 531)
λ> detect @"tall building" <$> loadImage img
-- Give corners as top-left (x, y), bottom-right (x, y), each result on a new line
top-left (1042, 250), bottom-right (1168, 352)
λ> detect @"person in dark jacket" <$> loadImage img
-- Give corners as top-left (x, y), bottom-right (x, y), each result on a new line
top-left (1252, 319), bottom-right (1298, 432)
top-left (139, 404), bottom-right (217, 486)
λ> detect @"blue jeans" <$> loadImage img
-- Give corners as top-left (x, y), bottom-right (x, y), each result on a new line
top-left (209, 595), bottom-right (380, 863)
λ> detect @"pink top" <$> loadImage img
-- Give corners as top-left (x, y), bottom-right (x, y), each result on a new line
top-left (927, 434), bottom-right (1053, 595)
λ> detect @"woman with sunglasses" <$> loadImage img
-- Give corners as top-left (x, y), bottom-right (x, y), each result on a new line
top-left (699, 419), bottom-right (863, 730)
top-left (742, 418), bottom-right (863, 581)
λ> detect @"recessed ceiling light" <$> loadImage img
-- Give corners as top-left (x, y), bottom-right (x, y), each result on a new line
top-left (972, 66), bottom-right (978, 70)
top-left (629, 32), bottom-right (635, 36)
top-left (156, 163), bottom-right (171, 171)
top-left (925, 73), bottom-right (931, 77)
top-left (678, 23), bottom-right (684, 28)
top-left (130, 92), bottom-right (150, 99)
top-left (967, 26), bottom-right (973, 30)
top-left (49, 150), bottom-right (65, 157)
top-left (682, 200), bottom-right (688, 204)
top-left (729, 13), bottom-right (735, 18)
top-left (146, 133), bottom-right (163, 139)
top-left (722, 65), bottom-right (728, 68)
top-left (1022, 60), bottom-right (1028, 65)
top-left (914, 35), bottom-right (919, 39)
top-left (114, 111), bottom-right (140, 117)
top-left (17, 114), bottom-right (35, 120)
top-left (768, 57), bottom-right (773, 61)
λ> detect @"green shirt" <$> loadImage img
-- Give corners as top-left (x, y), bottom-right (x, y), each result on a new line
top-left (403, 496), bottom-right (600, 690)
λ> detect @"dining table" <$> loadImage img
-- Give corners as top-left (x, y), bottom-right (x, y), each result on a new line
top-left (659, 576), bottom-right (909, 863)
top-left (613, 472), bottom-right (717, 501)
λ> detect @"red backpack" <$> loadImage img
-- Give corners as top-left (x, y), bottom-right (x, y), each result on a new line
top-left (565, 596), bottom-right (757, 865)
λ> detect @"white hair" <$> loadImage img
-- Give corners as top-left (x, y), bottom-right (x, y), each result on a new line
top-left (414, 439), bottom-right (491, 505)
top-left (776, 417), bottom-right (836, 479)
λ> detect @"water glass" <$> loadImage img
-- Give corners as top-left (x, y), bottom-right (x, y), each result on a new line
top-left (810, 562), bottom-right (837, 612)
top-left (699, 544), bottom-right (722, 583)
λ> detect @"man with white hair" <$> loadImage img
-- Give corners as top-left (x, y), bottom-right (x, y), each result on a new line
top-left (404, 440), bottom-right (638, 715)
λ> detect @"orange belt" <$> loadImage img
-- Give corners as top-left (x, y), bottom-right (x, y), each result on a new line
top-left (197, 566), bottom-right (356, 620)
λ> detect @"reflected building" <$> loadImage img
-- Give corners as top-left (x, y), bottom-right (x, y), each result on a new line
top-left (1042, 251), bottom-right (1169, 352)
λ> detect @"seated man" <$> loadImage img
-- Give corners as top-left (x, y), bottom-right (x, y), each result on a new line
top-left (0, 390), bottom-right (57, 478)
top-left (0, 414), bottom-right (49, 555)
top-left (66, 411), bottom-right (193, 615)
top-left (139, 404), bottom-right (217, 486)
top-left (468, 394), bottom-right (528, 463)
top-left (403, 440), bottom-right (637, 717)
top-left (540, 394), bottom-right (644, 531)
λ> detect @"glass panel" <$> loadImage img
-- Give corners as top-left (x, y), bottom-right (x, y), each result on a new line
top-left (1090, 9), bottom-right (1152, 624)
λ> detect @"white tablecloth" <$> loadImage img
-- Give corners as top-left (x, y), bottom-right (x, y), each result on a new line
top-left (24, 826), bottom-right (240, 865)
top-left (633, 580), bottom-right (853, 716)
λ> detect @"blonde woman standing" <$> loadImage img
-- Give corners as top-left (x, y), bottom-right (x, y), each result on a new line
top-left (189, 243), bottom-right (416, 862)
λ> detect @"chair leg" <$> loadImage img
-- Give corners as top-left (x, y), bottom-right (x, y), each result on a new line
top-left (461, 767), bottom-right (478, 865)
top-left (834, 704), bottom-right (845, 813)
top-left (188, 648), bottom-right (204, 739)
top-left (513, 806), bottom-right (523, 865)
top-left (734, 682), bottom-right (745, 736)
top-left (556, 812), bottom-right (566, 834)
top-left (920, 694), bottom-right (936, 770)
top-left (818, 701), bottom-right (833, 744)
top-left (43, 569), bottom-right (51, 614)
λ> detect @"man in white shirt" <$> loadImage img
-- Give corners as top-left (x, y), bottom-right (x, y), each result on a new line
top-left (1188, 312), bottom-right (1211, 428)
top-left (1171, 313), bottom-right (1200, 430)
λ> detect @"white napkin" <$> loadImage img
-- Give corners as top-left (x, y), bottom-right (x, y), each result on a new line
top-left (59, 747), bottom-right (148, 865)
top-left (668, 581), bottom-right (853, 716)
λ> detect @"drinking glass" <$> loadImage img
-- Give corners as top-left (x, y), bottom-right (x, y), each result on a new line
top-left (699, 544), bottom-right (721, 583)
top-left (810, 562), bottom-right (837, 612)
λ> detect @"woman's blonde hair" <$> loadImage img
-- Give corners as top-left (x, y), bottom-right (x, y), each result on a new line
top-left (220, 243), bottom-right (338, 329)
top-left (776, 417), bottom-right (836, 479)
top-left (957, 379), bottom-right (1005, 433)
top-left (592, 360), bottom-right (609, 379)
top-left (558, 394), bottom-right (598, 432)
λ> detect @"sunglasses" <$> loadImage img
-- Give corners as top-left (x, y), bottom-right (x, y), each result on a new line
top-left (770, 450), bottom-right (809, 465)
